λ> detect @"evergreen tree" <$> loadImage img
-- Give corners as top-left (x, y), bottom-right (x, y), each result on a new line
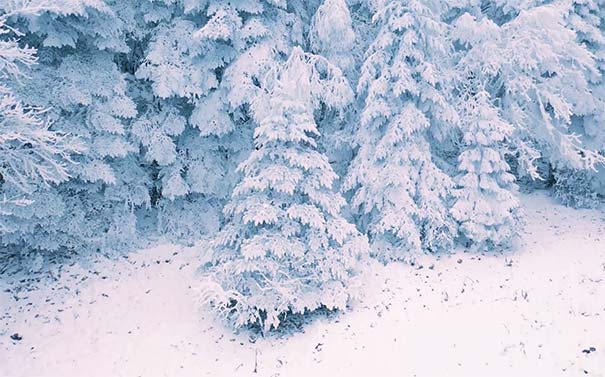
top-left (202, 47), bottom-right (368, 331)
top-left (344, 0), bottom-right (458, 260)
top-left (568, 0), bottom-right (605, 150)
top-left (0, 6), bottom-right (86, 249)
top-left (451, 85), bottom-right (519, 247)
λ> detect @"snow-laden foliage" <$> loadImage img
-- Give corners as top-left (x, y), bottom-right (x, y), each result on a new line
top-left (0, 2), bottom-right (148, 254)
top-left (0, 9), bottom-right (83, 241)
top-left (344, 0), bottom-right (458, 260)
top-left (453, 3), bottom-right (603, 176)
top-left (0, 0), bottom-right (309, 252)
top-left (451, 1), bottom-right (604, 211)
top-left (310, 0), bottom-right (356, 74)
top-left (133, 0), bottom-right (312, 243)
top-left (0, 25), bottom-right (80, 192)
top-left (1, 0), bottom-right (604, 330)
top-left (201, 48), bottom-right (369, 331)
top-left (553, 0), bottom-right (605, 207)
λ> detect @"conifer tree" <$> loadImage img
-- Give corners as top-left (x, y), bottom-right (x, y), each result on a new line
top-left (567, 0), bottom-right (605, 147)
top-left (0, 6), bottom-right (85, 248)
top-left (451, 85), bottom-right (519, 247)
top-left (344, 0), bottom-right (458, 260)
top-left (202, 47), bottom-right (368, 331)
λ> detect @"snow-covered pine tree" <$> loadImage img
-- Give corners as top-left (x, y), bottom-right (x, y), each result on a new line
top-left (451, 84), bottom-right (519, 248)
top-left (344, 0), bottom-right (458, 261)
top-left (0, 5), bottom-right (91, 251)
top-left (201, 47), bottom-right (369, 331)
top-left (567, 0), bottom-right (605, 78)
top-left (568, 0), bottom-right (605, 152)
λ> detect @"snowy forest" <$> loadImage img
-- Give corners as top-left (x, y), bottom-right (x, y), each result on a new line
top-left (1, 0), bottom-right (605, 375)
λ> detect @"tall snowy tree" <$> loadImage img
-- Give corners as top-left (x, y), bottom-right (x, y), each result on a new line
top-left (307, 0), bottom-right (360, 179)
top-left (201, 47), bottom-right (368, 331)
top-left (567, 0), bottom-right (605, 149)
top-left (344, 0), bottom-right (458, 261)
top-left (0, 6), bottom-right (86, 247)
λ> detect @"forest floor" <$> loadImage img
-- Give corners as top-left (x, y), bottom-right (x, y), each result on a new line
top-left (1, 191), bottom-right (605, 377)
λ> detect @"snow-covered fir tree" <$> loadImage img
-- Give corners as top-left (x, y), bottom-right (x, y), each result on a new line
top-left (451, 84), bottom-right (519, 248)
top-left (202, 47), bottom-right (369, 331)
top-left (307, 0), bottom-right (361, 179)
top-left (344, 0), bottom-right (458, 261)
top-left (0, 5), bottom-right (91, 251)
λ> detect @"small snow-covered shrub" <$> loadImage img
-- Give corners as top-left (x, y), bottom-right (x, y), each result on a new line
top-left (553, 168), bottom-right (605, 208)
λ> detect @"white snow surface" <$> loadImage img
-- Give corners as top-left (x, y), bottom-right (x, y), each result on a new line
top-left (1, 191), bottom-right (604, 377)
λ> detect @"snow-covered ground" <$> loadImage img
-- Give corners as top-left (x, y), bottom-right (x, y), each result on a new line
top-left (1, 191), bottom-right (604, 377)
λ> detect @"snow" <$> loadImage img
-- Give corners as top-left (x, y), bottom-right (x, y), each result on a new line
top-left (1, 191), bottom-right (604, 376)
